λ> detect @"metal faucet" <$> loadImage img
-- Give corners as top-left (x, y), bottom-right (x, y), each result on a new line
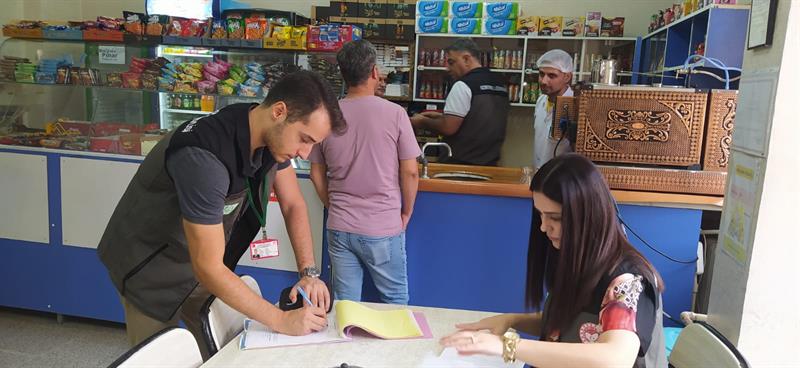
top-left (419, 142), bottom-right (453, 179)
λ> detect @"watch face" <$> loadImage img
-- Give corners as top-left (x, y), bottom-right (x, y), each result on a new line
top-left (304, 267), bottom-right (320, 277)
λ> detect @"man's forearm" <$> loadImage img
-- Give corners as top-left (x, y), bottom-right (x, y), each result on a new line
top-left (282, 201), bottom-right (316, 270)
top-left (400, 170), bottom-right (419, 216)
top-left (418, 115), bottom-right (444, 133)
top-left (196, 262), bottom-right (282, 328)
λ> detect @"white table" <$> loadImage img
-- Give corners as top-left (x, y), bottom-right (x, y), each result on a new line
top-left (201, 303), bottom-right (504, 368)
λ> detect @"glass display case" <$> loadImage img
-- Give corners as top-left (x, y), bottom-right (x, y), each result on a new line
top-left (0, 37), bottom-right (343, 158)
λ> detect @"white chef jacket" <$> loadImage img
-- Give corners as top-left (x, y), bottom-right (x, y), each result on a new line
top-left (533, 87), bottom-right (574, 170)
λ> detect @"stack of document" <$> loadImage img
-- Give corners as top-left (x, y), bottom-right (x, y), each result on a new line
top-left (240, 300), bottom-right (431, 350)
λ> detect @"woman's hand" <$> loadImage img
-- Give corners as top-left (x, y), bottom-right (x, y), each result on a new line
top-left (440, 330), bottom-right (503, 357)
top-left (454, 314), bottom-right (516, 335)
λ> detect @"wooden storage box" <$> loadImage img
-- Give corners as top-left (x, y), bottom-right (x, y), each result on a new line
top-left (575, 87), bottom-right (708, 167)
top-left (703, 90), bottom-right (737, 172)
top-left (599, 165), bottom-right (727, 196)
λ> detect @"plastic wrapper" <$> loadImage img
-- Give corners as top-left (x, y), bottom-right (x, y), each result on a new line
top-left (245, 71), bottom-right (265, 82)
top-left (121, 72), bottom-right (141, 88)
top-left (123, 11), bottom-right (145, 34)
top-left (146, 14), bottom-right (168, 35)
top-left (158, 77), bottom-right (174, 91)
top-left (203, 72), bottom-right (221, 83)
top-left (141, 73), bottom-right (158, 90)
top-left (238, 84), bottom-right (260, 97)
top-left (97, 16), bottom-right (123, 31)
top-left (69, 68), bottom-right (81, 85)
top-left (197, 80), bottom-right (216, 94)
top-left (226, 13), bottom-right (245, 39)
top-left (210, 20), bottom-right (227, 38)
top-left (35, 72), bottom-right (55, 84)
top-left (57, 66), bottom-right (71, 84)
top-left (203, 62), bottom-right (228, 79)
top-left (174, 82), bottom-right (197, 93)
top-left (217, 82), bottom-right (236, 95)
top-left (245, 16), bottom-right (267, 40)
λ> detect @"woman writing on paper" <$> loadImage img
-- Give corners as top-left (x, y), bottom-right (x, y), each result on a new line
top-left (441, 154), bottom-right (667, 368)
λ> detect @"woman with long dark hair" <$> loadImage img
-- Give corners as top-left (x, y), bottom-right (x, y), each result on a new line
top-left (441, 154), bottom-right (667, 367)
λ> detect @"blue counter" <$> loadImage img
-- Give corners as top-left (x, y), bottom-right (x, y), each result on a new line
top-left (0, 147), bottom-right (701, 328)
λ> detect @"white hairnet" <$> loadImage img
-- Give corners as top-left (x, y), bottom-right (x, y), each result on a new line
top-left (536, 49), bottom-right (574, 73)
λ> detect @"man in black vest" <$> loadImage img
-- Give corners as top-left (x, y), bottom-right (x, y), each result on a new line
top-left (410, 38), bottom-right (510, 166)
top-left (97, 71), bottom-right (346, 358)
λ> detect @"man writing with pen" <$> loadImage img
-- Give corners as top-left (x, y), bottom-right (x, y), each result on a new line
top-left (97, 71), bottom-right (346, 361)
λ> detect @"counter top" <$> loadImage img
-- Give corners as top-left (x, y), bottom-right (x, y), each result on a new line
top-left (419, 163), bottom-right (724, 210)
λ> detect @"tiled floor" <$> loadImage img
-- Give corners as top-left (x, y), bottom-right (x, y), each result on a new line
top-left (0, 307), bottom-right (128, 367)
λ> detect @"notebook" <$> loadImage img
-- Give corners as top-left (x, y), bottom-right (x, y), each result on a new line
top-left (336, 300), bottom-right (432, 339)
top-left (239, 301), bottom-right (432, 350)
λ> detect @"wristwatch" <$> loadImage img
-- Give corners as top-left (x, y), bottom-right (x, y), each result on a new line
top-left (299, 266), bottom-right (321, 279)
top-left (502, 328), bottom-right (520, 363)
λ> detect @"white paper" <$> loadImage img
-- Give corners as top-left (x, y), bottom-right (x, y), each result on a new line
top-left (732, 69), bottom-right (779, 157)
top-left (239, 312), bottom-right (348, 350)
top-left (418, 347), bottom-right (525, 368)
top-left (748, 0), bottom-right (771, 48)
top-left (720, 152), bottom-right (764, 266)
top-left (98, 45), bottom-right (126, 65)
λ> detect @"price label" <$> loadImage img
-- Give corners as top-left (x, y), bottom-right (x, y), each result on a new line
top-left (99, 45), bottom-right (126, 65)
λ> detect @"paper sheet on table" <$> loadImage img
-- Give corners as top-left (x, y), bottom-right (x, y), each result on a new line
top-left (419, 347), bottom-right (525, 368)
top-left (239, 311), bottom-right (347, 350)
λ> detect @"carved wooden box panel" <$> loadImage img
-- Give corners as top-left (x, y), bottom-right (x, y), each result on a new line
top-left (550, 96), bottom-right (578, 140)
top-left (703, 90), bottom-right (737, 172)
top-left (598, 165), bottom-right (727, 196)
top-left (575, 89), bottom-right (708, 167)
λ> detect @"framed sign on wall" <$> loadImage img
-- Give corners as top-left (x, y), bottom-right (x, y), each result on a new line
top-left (747, 0), bottom-right (779, 49)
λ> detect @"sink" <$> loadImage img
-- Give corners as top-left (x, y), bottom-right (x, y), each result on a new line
top-left (430, 171), bottom-right (492, 182)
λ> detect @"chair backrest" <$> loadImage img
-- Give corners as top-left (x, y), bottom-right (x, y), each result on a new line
top-left (668, 321), bottom-right (749, 368)
top-left (108, 327), bottom-right (202, 368)
top-left (200, 274), bottom-right (261, 356)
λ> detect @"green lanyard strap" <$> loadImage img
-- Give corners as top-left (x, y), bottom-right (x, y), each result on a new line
top-left (245, 175), bottom-right (270, 229)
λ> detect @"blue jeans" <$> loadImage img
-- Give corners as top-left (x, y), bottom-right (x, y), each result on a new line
top-left (327, 230), bottom-right (409, 305)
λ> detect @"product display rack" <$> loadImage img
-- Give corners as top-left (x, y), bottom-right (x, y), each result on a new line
top-left (639, 3), bottom-right (749, 87)
top-left (412, 33), bottom-right (640, 108)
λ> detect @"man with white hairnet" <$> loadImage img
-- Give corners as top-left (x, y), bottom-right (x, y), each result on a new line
top-left (533, 49), bottom-right (574, 170)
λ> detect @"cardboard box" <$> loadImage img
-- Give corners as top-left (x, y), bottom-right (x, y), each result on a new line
top-left (307, 24), bottom-right (363, 51)
top-left (359, 17), bottom-right (388, 39)
top-left (483, 2), bottom-right (519, 20)
top-left (517, 16), bottom-right (539, 35)
top-left (90, 136), bottom-right (120, 154)
top-left (330, 1), bottom-right (360, 17)
top-left (417, 1), bottom-right (448, 17)
top-left (263, 26), bottom-right (308, 50)
top-left (538, 16), bottom-right (562, 36)
top-left (449, 2), bottom-right (482, 18)
top-left (359, 0), bottom-right (388, 18)
top-left (385, 18), bottom-right (415, 40)
top-left (562, 16), bottom-right (585, 37)
top-left (585, 11), bottom-right (601, 37)
top-left (601, 17), bottom-right (625, 37)
top-left (386, 0), bottom-right (416, 19)
top-left (415, 16), bottom-right (448, 33)
top-left (482, 18), bottom-right (516, 35)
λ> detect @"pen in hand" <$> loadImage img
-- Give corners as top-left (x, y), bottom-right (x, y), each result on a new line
top-left (296, 286), bottom-right (314, 307)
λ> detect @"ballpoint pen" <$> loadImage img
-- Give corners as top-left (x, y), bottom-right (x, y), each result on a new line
top-left (296, 286), bottom-right (314, 306)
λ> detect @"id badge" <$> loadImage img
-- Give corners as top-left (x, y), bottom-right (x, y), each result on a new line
top-left (250, 238), bottom-right (279, 260)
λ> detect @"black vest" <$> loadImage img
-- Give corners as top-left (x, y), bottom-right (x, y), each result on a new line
top-left (97, 103), bottom-right (278, 322)
top-left (443, 67), bottom-right (510, 166)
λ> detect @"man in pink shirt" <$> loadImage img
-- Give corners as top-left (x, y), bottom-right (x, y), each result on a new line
top-left (309, 40), bottom-right (421, 304)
